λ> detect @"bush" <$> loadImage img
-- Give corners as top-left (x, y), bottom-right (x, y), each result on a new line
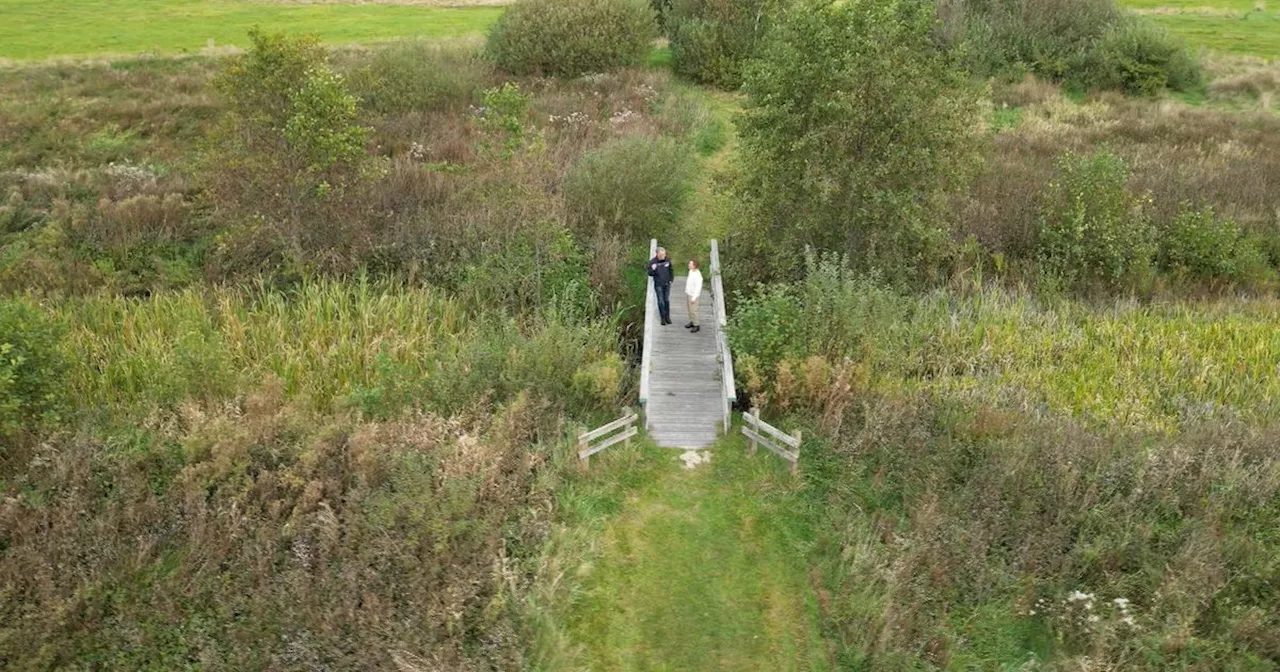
top-left (347, 41), bottom-right (491, 115)
top-left (485, 0), bottom-right (657, 77)
top-left (666, 0), bottom-right (778, 88)
top-left (1037, 150), bottom-right (1154, 287)
top-left (0, 299), bottom-right (67, 435)
top-left (459, 225), bottom-right (596, 318)
top-left (1081, 19), bottom-right (1203, 95)
top-left (955, 0), bottom-right (1121, 81)
top-left (564, 134), bottom-right (695, 242)
top-left (952, 0), bottom-right (1201, 94)
top-left (1160, 204), bottom-right (1270, 283)
top-left (736, 0), bottom-right (983, 281)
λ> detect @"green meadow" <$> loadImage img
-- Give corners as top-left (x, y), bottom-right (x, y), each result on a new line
top-left (0, 0), bottom-right (503, 60)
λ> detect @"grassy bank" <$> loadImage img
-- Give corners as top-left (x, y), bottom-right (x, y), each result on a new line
top-left (728, 263), bottom-right (1280, 668)
top-left (534, 436), bottom-right (831, 670)
top-left (0, 0), bottom-right (503, 60)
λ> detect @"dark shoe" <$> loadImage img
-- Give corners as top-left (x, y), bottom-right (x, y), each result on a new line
top-left (684, 323), bottom-right (695, 329)
top-left (690, 326), bottom-right (701, 333)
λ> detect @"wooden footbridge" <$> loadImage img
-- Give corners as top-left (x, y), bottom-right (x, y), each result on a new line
top-left (638, 239), bottom-right (736, 449)
top-left (578, 239), bottom-right (804, 469)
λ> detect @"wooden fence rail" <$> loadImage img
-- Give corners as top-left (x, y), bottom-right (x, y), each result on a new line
top-left (742, 408), bottom-right (802, 473)
top-left (578, 409), bottom-right (640, 468)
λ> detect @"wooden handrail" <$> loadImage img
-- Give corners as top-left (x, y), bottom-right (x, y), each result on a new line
top-left (579, 409), bottom-right (640, 468)
top-left (742, 408), bottom-right (802, 473)
top-left (709, 239), bottom-right (736, 433)
top-left (638, 238), bottom-right (657, 426)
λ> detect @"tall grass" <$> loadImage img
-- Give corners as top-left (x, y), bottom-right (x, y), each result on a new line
top-left (59, 277), bottom-right (623, 419)
top-left (729, 258), bottom-right (1280, 667)
top-left (730, 254), bottom-right (1280, 433)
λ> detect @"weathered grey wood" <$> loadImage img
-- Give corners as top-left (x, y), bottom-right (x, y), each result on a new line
top-left (709, 240), bottom-right (736, 433)
top-left (645, 272), bottom-right (724, 449)
top-left (578, 412), bottom-right (638, 443)
top-left (579, 425), bottom-right (639, 460)
top-left (638, 238), bottom-right (658, 419)
top-left (741, 427), bottom-right (798, 463)
top-left (743, 412), bottom-right (800, 448)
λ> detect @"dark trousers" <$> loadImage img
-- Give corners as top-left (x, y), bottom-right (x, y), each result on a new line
top-left (655, 282), bottom-right (671, 321)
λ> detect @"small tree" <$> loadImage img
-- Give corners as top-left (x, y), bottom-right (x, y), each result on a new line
top-left (205, 30), bottom-right (370, 253)
top-left (735, 0), bottom-right (984, 280)
top-left (666, 0), bottom-right (780, 88)
top-left (1036, 150), bottom-right (1154, 287)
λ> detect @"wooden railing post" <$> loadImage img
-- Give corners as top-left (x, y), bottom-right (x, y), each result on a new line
top-left (578, 409), bottom-right (640, 470)
top-left (741, 409), bottom-right (801, 473)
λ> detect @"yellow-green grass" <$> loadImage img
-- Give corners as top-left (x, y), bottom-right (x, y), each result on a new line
top-left (556, 437), bottom-right (831, 671)
top-left (1120, 0), bottom-right (1280, 58)
top-left (54, 277), bottom-right (616, 416)
top-left (733, 282), bottom-right (1280, 433)
top-left (0, 0), bottom-right (504, 60)
top-left (1149, 13), bottom-right (1280, 57)
top-left (872, 291), bottom-right (1280, 432)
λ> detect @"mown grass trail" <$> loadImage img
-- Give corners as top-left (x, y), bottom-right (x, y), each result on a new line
top-left (561, 437), bottom-right (831, 671)
top-left (0, 0), bottom-right (503, 60)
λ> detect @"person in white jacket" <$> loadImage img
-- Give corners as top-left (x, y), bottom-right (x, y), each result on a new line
top-left (684, 259), bottom-right (703, 333)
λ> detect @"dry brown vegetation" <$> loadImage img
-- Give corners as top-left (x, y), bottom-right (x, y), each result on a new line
top-left (0, 35), bottom-right (717, 669)
top-left (1, 383), bottom-right (562, 669)
top-left (961, 77), bottom-right (1280, 281)
top-left (0, 46), bottom-right (702, 303)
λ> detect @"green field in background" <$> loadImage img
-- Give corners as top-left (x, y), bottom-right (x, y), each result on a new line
top-left (0, 0), bottom-right (503, 60)
top-left (1120, 0), bottom-right (1280, 58)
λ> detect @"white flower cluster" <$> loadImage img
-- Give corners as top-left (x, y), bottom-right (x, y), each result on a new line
top-left (1026, 591), bottom-right (1139, 632)
top-left (635, 83), bottom-right (659, 105)
top-left (1113, 597), bottom-right (1138, 628)
top-left (609, 109), bottom-right (638, 125)
top-left (408, 142), bottom-right (428, 162)
top-left (104, 160), bottom-right (157, 191)
top-left (548, 111), bottom-right (592, 128)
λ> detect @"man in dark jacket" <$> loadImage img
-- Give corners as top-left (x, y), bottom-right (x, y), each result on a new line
top-left (647, 247), bottom-right (675, 325)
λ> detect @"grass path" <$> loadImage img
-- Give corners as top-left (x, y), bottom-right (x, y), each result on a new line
top-left (540, 81), bottom-right (829, 670)
top-left (664, 86), bottom-right (743, 265)
top-left (560, 438), bottom-right (831, 671)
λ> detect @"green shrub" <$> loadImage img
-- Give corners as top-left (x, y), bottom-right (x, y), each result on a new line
top-left (953, 0), bottom-right (1201, 94)
top-left (1081, 19), bottom-right (1203, 95)
top-left (736, 0), bottom-right (983, 281)
top-left (955, 0), bottom-right (1121, 81)
top-left (0, 299), bottom-right (67, 435)
top-left (347, 41), bottom-right (490, 115)
top-left (476, 82), bottom-right (532, 157)
top-left (485, 0), bottom-right (657, 77)
top-left (666, 0), bottom-right (778, 88)
top-left (1159, 205), bottom-right (1270, 283)
top-left (459, 225), bottom-right (595, 318)
top-left (207, 29), bottom-right (371, 213)
top-left (564, 134), bottom-right (695, 242)
top-left (1037, 150), bottom-right (1154, 287)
